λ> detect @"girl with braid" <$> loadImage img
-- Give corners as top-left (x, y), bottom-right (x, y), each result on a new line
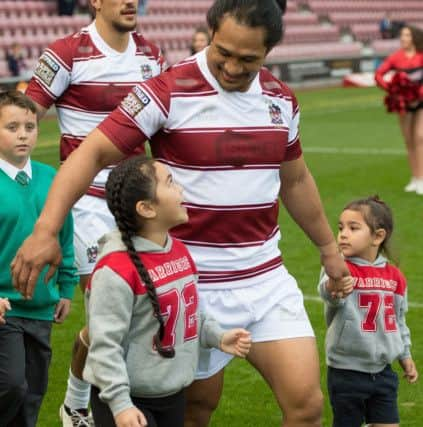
top-left (83, 155), bottom-right (251, 427)
top-left (318, 196), bottom-right (418, 427)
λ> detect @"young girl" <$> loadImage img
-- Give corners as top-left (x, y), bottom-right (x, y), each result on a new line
top-left (318, 196), bottom-right (418, 427)
top-left (83, 155), bottom-right (251, 427)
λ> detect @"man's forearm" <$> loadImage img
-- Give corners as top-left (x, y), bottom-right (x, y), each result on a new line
top-left (280, 168), bottom-right (336, 252)
top-left (36, 128), bottom-right (124, 235)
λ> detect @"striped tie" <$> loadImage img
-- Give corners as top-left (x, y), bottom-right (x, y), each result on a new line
top-left (15, 171), bottom-right (29, 186)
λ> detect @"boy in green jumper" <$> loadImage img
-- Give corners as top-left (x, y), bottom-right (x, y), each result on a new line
top-left (0, 90), bottom-right (77, 427)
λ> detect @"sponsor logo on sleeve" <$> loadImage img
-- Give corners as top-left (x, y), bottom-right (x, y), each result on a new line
top-left (34, 54), bottom-right (60, 87)
top-left (121, 86), bottom-right (151, 117)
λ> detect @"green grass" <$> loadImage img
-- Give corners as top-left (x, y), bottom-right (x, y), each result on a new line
top-left (33, 87), bottom-right (423, 426)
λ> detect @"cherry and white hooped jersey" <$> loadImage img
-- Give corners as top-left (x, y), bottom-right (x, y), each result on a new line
top-left (26, 22), bottom-right (166, 197)
top-left (99, 50), bottom-right (302, 288)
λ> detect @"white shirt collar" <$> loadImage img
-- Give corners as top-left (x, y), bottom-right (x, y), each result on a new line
top-left (0, 158), bottom-right (32, 181)
top-left (89, 21), bottom-right (136, 57)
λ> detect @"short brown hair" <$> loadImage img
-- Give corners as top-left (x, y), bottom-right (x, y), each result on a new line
top-left (0, 90), bottom-right (37, 116)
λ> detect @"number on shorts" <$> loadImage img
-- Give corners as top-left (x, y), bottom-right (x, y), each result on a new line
top-left (359, 292), bottom-right (397, 332)
top-left (157, 281), bottom-right (198, 348)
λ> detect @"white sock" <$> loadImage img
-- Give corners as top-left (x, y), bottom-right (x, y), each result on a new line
top-left (64, 370), bottom-right (91, 410)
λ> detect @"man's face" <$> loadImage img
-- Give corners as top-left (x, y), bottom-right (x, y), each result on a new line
top-left (206, 15), bottom-right (268, 92)
top-left (92, 0), bottom-right (138, 33)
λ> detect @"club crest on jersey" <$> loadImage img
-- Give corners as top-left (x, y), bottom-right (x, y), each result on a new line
top-left (268, 103), bottom-right (284, 125)
top-left (121, 87), bottom-right (150, 117)
top-left (34, 54), bottom-right (59, 87)
top-left (86, 245), bottom-right (98, 264)
top-left (140, 64), bottom-right (153, 80)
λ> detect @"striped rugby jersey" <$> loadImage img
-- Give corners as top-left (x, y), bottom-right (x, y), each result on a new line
top-left (99, 49), bottom-right (302, 288)
top-left (26, 21), bottom-right (165, 197)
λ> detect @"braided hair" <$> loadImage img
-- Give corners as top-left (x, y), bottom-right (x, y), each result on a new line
top-left (343, 195), bottom-right (395, 260)
top-left (105, 155), bottom-right (175, 358)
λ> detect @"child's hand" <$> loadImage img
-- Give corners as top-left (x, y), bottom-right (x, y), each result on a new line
top-left (220, 328), bottom-right (251, 358)
top-left (0, 298), bottom-right (11, 324)
top-left (115, 407), bottom-right (148, 427)
top-left (400, 357), bottom-right (418, 383)
top-left (327, 276), bottom-right (354, 299)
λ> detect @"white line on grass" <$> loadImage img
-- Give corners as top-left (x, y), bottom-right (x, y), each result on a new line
top-left (304, 294), bottom-right (423, 308)
top-left (303, 147), bottom-right (405, 156)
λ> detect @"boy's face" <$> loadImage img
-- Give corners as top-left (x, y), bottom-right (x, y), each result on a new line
top-left (0, 105), bottom-right (37, 168)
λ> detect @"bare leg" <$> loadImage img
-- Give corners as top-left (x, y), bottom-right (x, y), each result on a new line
top-left (411, 109), bottom-right (423, 179)
top-left (184, 370), bottom-right (224, 427)
top-left (398, 113), bottom-right (417, 178)
top-left (247, 337), bottom-right (323, 427)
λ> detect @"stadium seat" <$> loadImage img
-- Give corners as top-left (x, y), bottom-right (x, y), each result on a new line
top-left (267, 41), bottom-right (362, 62)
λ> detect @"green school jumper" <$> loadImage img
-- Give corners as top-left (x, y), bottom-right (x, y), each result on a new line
top-left (0, 160), bottom-right (77, 320)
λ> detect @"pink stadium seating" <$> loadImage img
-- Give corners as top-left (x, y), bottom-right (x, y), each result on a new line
top-left (165, 49), bottom-right (192, 66)
top-left (309, 0), bottom-right (423, 14)
top-left (267, 41), bottom-right (362, 62)
top-left (329, 12), bottom-right (385, 26)
top-left (371, 39), bottom-right (400, 56)
top-left (0, 60), bottom-right (10, 78)
top-left (283, 25), bottom-right (340, 44)
top-left (350, 24), bottom-right (380, 42)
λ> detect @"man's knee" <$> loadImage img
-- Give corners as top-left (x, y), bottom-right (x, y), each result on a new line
top-left (286, 388), bottom-right (323, 425)
top-left (186, 388), bottom-right (220, 413)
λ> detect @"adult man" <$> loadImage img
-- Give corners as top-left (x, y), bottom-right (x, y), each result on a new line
top-left (15, 0), bottom-right (349, 425)
top-left (25, 0), bottom-right (165, 425)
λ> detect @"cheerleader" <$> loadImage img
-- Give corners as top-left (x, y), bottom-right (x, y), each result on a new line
top-left (375, 25), bottom-right (423, 195)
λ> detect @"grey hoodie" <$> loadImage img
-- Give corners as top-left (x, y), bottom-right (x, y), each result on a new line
top-left (318, 255), bottom-right (411, 374)
top-left (83, 230), bottom-right (224, 416)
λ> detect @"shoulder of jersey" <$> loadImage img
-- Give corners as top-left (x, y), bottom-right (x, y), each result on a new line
top-left (158, 56), bottom-right (214, 94)
top-left (132, 31), bottom-right (162, 59)
top-left (259, 66), bottom-right (295, 98)
top-left (46, 28), bottom-right (103, 68)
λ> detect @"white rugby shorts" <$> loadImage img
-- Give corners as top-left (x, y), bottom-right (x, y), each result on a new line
top-left (196, 265), bottom-right (314, 379)
top-left (72, 195), bottom-right (116, 275)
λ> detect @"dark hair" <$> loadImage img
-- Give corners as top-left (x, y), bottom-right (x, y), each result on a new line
top-left (206, 0), bottom-right (286, 51)
top-left (406, 25), bottom-right (423, 52)
top-left (106, 155), bottom-right (175, 358)
top-left (0, 90), bottom-right (37, 116)
top-left (343, 195), bottom-right (394, 259)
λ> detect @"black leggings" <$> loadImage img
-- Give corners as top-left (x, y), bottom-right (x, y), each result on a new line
top-left (90, 386), bottom-right (185, 427)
